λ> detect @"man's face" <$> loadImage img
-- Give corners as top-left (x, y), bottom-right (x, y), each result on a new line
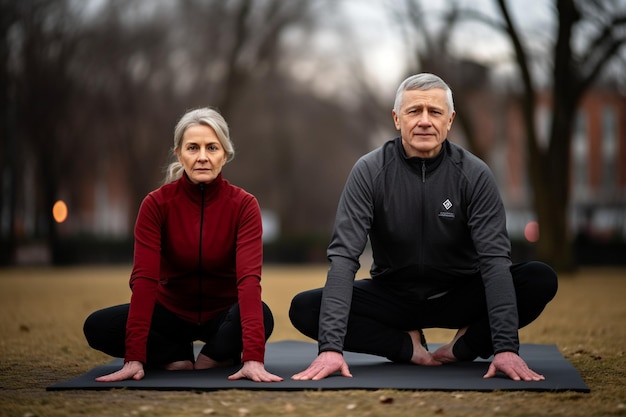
top-left (392, 88), bottom-right (455, 158)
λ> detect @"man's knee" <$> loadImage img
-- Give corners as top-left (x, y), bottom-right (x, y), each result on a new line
top-left (515, 261), bottom-right (558, 303)
top-left (531, 261), bottom-right (558, 301)
top-left (289, 289), bottom-right (321, 337)
top-left (288, 291), bottom-right (310, 329)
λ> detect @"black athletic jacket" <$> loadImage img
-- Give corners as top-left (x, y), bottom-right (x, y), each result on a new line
top-left (318, 137), bottom-right (519, 356)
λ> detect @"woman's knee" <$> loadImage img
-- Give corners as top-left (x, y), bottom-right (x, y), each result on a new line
top-left (261, 302), bottom-right (274, 340)
top-left (82, 310), bottom-right (100, 348)
top-left (83, 305), bottom-right (128, 351)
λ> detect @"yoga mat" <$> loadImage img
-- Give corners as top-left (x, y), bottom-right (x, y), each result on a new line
top-left (47, 341), bottom-right (589, 392)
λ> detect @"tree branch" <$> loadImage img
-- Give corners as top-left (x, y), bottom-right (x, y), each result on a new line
top-left (580, 34), bottom-right (626, 93)
top-left (580, 14), bottom-right (626, 68)
top-left (495, 0), bottom-right (538, 162)
top-left (454, 7), bottom-right (508, 33)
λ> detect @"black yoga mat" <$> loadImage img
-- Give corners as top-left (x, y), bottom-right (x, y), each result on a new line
top-left (46, 340), bottom-right (589, 392)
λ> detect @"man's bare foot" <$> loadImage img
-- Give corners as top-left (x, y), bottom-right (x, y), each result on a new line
top-left (432, 327), bottom-right (468, 363)
top-left (408, 330), bottom-right (441, 366)
top-left (194, 353), bottom-right (235, 370)
top-left (163, 360), bottom-right (194, 371)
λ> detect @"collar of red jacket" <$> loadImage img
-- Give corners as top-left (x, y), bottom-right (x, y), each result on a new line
top-left (180, 171), bottom-right (224, 202)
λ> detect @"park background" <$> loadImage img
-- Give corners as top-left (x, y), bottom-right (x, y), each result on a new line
top-left (1, 2), bottom-right (625, 416)
top-left (1, 0), bottom-right (625, 271)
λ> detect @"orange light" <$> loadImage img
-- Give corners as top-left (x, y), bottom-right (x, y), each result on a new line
top-left (52, 200), bottom-right (68, 223)
top-left (524, 221), bottom-right (539, 243)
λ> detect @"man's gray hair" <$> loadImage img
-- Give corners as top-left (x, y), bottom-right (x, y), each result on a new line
top-left (393, 73), bottom-right (455, 114)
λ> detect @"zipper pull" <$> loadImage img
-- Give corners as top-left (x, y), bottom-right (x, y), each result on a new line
top-left (421, 161), bottom-right (426, 183)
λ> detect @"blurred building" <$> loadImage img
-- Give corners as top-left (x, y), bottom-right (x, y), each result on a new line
top-left (498, 87), bottom-right (626, 245)
top-left (7, 78), bottom-right (626, 265)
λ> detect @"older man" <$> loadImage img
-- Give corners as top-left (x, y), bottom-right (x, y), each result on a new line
top-left (289, 73), bottom-right (558, 382)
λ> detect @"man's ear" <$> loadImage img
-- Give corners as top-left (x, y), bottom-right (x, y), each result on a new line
top-left (447, 111), bottom-right (456, 131)
top-left (392, 109), bottom-right (400, 130)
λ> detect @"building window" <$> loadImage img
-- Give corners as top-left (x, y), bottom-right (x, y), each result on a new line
top-left (536, 105), bottom-right (551, 151)
top-left (601, 105), bottom-right (617, 194)
top-left (572, 110), bottom-right (588, 199)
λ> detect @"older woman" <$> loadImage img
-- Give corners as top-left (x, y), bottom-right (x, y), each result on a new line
top-left (84, 107), bottom-right (281, 383)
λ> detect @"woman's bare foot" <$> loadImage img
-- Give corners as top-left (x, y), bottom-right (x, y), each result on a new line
top-left (408, 330), bottom-right (441, 366)
top-left (432, 327), bottom-right (468, 363)
top-left (163, 360), bottom-right (194, 371)
top-left (194, 353), bottom-right (234, 370)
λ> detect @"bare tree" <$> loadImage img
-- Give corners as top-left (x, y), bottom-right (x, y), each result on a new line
top-left (72, 1), bottom-right (180, 221)
top-left (66, 0), bottom-right (321, 232)
top-left (0, 0), bottom-right (18, 264)
top-left (170, 0), bottom-right (317, 118)
top-left (493, 0), bottom-right (626, 270)
top-left (2, 0), bottom-right (422, 264)
top-left (171, 0), bottom-right (360, 242)
top-left (7, 0), bottom-right (84, 263)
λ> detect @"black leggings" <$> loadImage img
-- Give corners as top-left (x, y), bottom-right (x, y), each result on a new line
top-left (83, 302), bottom-right (274, 366)
top-left (289, 261), bottom-right (557, 362)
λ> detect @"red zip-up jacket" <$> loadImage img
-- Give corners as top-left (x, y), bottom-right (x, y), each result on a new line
top-left (125, 173), bottom-right (266, 364)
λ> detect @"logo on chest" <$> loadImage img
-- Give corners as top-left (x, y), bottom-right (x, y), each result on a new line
top-left (438, 199), bottom-right (455, 220)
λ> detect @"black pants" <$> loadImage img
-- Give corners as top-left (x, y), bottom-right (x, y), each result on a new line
top-left (289, 261), bottom-right (557, 362)
top-left (83, 302), bottom-right (274, 367)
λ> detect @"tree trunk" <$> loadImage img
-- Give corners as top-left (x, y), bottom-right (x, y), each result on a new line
top-left (534, 99), bottom-right (577, 271)
top-left (532, 0), bottom-right (579, 271)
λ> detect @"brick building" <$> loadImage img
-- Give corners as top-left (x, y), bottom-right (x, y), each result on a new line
top-left (497, 87), bottom-right (626, 242)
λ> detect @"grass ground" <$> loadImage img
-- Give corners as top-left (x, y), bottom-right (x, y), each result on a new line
top-left (0, 265), bottom-right (625, 417)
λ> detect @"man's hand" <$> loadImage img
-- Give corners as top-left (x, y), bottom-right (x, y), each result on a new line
top-left (95, 360), bottom-right (145, 382)
top-left (484, 351), bottom-right (545, 381)
top-left (228, 360), bottom-right (283, 382)
top-left (291, 351), bottom-right (352, 381)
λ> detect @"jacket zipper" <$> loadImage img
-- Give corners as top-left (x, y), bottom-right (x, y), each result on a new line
top-left (197, 183), bottom-right (205, 325)
top-left (419, 160), bottom-right (426, 275)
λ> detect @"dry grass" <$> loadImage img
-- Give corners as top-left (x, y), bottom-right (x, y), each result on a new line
top-left (0, 265), bottom-right (625, 417)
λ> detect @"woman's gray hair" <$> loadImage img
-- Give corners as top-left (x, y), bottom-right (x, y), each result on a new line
top-left (393, 73), bottom-right (455, 114)
top-left (164, 107), bottom-right (235, 184)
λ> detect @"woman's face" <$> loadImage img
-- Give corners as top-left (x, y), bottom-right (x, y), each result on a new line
top-left (176, 124), bottom-right (227, 184)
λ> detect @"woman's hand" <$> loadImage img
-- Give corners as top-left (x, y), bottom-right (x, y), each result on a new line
top-left (228, 360), bottom-right (283, 382)
top-left (95, 360), bottom-right (145, 382)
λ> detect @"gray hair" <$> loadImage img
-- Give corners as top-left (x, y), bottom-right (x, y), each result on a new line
top-left (164, 107), bottom-right (235, 184)
top-left (393, 73), bottom-right (455, 114)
